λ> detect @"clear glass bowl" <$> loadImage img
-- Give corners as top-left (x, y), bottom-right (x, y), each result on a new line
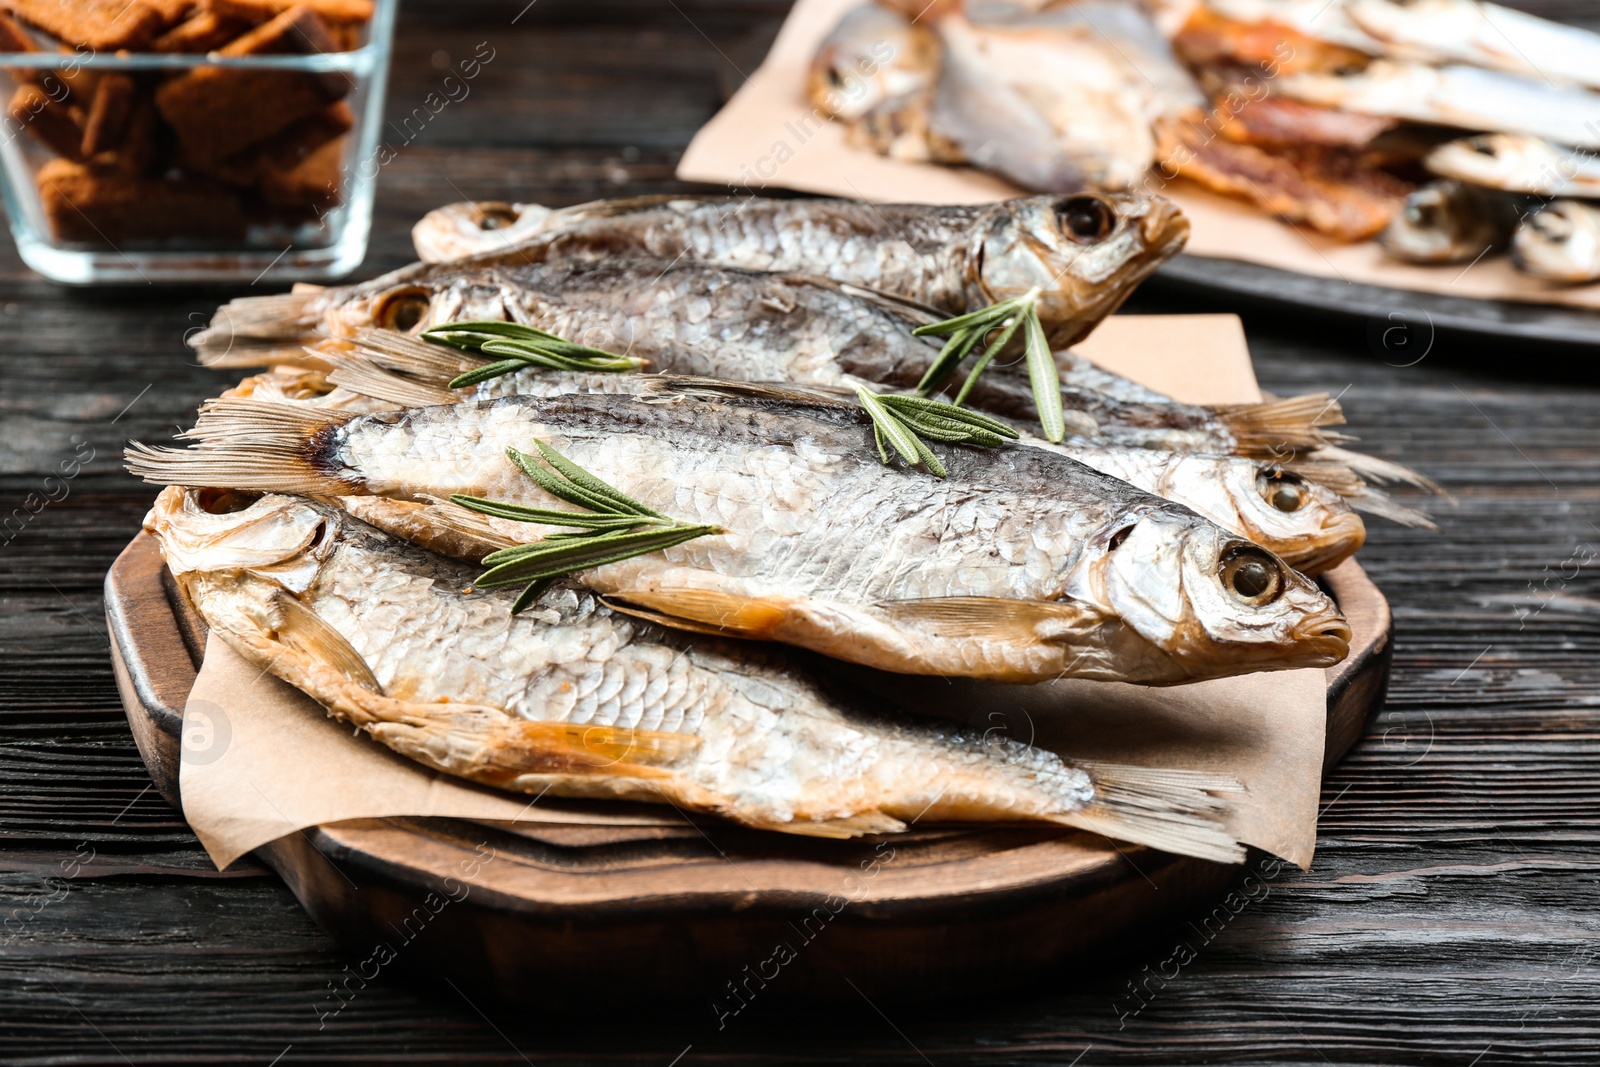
top-left (0, 0), bottom-right (397, 284)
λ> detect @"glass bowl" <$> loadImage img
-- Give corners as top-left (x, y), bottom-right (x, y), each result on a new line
top-left (0, 0), bottom-right (397, 284)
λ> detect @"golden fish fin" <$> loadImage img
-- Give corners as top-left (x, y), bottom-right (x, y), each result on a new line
top-left (748, 809), bottom-right (908, 839)
top-left (1307, 444), bottom-right (1447, 497)
top-left (1056, 762), bottom-right (1247, 866)
top-left (190, 291), bottom-right (325, 367)
top-left (333, 496), bottom-right (521, 563)
top-left (880, 596), bottom-right (1102, 641)
top-left (601, 588), bottom-right (793, 639)
top-left (465, 718), bottom-right (700, 781)
top-left (1215, 393), bottom-right (1352, 456)
top-left (326, 353), bottom-right (459, 408)
top-left (268, 592), bottom-right (383, 695)
top-left (347, 327), bottom-right (483, 382)
top-left (124, 399), bottom-right (356, 497)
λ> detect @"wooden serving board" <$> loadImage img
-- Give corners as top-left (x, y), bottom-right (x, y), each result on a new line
top-left (105, 533), bottom-right (1391, 1004)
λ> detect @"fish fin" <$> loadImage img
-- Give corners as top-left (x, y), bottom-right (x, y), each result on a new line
top-left (1310, 444), bottom-right (1447, 496)
top-left (268, 592), bottom-right (383, 694)
top-left (335, 496), bottom-right (521, 562)
top-left (327, 353), bottom-right (459, 408)
top-left (1215, 393), bottom-right (1350, 456)
top-left (750, 810), bottom-right (907, 839)
top-left (190, 292), bottom-right (325, 367)
top-left (880, 596), bottom-right (1102, 642)
top-left (124, 399), bottom-right (355, 495)
top-left (601, 588), bottom-right (794, 639)
top-left (348, 327), bottom-right (482, 381)
top-left (1340, 486), bottom-right (1438, 531)
top-left (1058, 762), bottom-right (1247, 865)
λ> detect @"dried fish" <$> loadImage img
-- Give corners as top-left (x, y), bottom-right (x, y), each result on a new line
top-left (1280, 62), bottom-right (1600, 150)
top-left (127, 385), bottom-right (1352, 685)
top-left (1426, 134), bottom-right (1600, 199)
top-left (190, 259), bottom-right (1344, 459)
top-left (1347, 0), bottom-right (1600, 90)
top-left (1512, 201), bottom-right (1600, 285)
top-left (1378, 179), bottom-right (1524, 264)
top-left (404, 193), bottom-right (1189, 347)
top-left (147, 486), bottom-right (1246, 857)
top-left (1155, 113), bottom-right (1412, 241)
top-left (805, 3), bottom-right (947, 165)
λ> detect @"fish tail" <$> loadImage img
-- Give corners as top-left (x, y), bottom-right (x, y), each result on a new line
top-left (1285, 451), bottom-right (1442, 529)
top-left (327, 354), bottom-right (460, 408)
top-left (1339, 486), bottom-right (1438, 531)
top-left (1058, 762), bottom-right (1246, 865)
top-left (124, 399), bottom-right (355, 495)
top-left (349, 327), bottom-right (483, 380)
top-left (1217, 393), bottom-right (1350, 456)
top-left (1311, 445), bottom-right (1447, 497)
top-left (190, 290), bottom-right (327, 368)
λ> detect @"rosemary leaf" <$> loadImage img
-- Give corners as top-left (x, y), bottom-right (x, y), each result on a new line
top-left (856, 388), bottom-right (1015, 478)
top-left (1021, 305), bottom-right (1066, 443)
top-left (425, 319), bottom-right (644, 388)
top-left (448, 358), bottom-right (537, 389)
top-left (911, 301), bottom-right (1012, 338)
top-left (453, 441), bottom-right (722, 614)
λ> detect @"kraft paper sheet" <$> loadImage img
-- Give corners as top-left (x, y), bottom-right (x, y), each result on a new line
top-left (676, 0), bottom-right (1600, 314)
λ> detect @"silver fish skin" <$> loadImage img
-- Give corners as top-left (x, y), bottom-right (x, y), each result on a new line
top-left (1378, 180), bottom-right (1525, 265)
top-left (1427, 134), bottom-right (1600, 199)
top-left (1346, 0), bottom-right (1600, 90)
top-left (222, 363), bottom-right (1367, 575)
top-left (1512, 201), bottom-right (1600, 284)
top-left (1280, 62), bottom-right (1600, 150)
top-left (194, 258), bottom-right (1341, 460)
top-left (128, 388), bottom-right (1352, 685)
top-left (146, 487), bottom-right (1245, 857)
top-left (403, 192), bottom-right (1191, 346)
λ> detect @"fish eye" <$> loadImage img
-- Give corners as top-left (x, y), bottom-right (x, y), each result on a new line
top-left (1257, 469), bottom-right (1307, 512)
top-left (1220, 546), bottom-right (1284, 606)
top-left (197, 489), bottom-right (262, 515)
top-left (1057, 196), bottom-right (1115, 244)
top-left (473, 203), bottom-right (520, 231)
top-left (372, 287), bottom-right (432, 333)
top-left (1470, 138), bottom-right (1497, 156)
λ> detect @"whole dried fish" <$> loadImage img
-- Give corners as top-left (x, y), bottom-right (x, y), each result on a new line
top-left (191, 258), bottom-right (1343, 459)
top-left (1426, 134), bottom-right (1600, 199)
top-left (1346, 0), bottom-right (1600, 90)
top-left (222, 356), bottom-right (1369, 574)
top-left (1173, 1), bottom-right (1377, 74)
top-left (147, 486), bottom-right (1245, 857)
top-left (1378, 179), bottom-right (1524, 264)
top-left (1512, 201), bottom-right (1600, 285)
top-left (127, 386), bottom-right (1352, 685)
top-left (404, 192), bottom-right (1191, 347)
top-left (1280, 62), bottom-right (1600, 150)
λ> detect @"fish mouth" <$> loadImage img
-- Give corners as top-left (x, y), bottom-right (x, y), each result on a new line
top-left (1286, 513), bottom-right (1367, 575)
top-left (1293, 610), bottom-right (1353, 664)
top-left (1141, 200), bottom-right (1190, 260)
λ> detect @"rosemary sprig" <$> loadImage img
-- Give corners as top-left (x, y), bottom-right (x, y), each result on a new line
top-left (856, 388), bottom-right (1019, 479)
top-left (422, 320), bottom-right (647, 390)
top-left (910, 287), bottom-right (1067, 443)
top-left (451, 441), bottom-right (721, 614)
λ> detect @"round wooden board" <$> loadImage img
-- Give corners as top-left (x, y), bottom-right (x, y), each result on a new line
top-left (104, 533), bottom-right (1391, 1004)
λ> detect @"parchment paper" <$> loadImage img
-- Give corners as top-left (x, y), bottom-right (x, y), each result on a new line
top-left (179, 313), bottom-right (1326, 871)
top-left (677, 0), bottom-right (1600, 314)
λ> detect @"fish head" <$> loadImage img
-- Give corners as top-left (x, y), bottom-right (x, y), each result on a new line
top-left (412, 202), bottom-right (550, 263)
top-left (1216, 462), bottom-right (1366, 573)
top-left (1089, 508), bottom-right (1351, 682)
top-left (1379, 181), bottom-right (1471, 262)
top-left (145, 487), bottom-right (337, 596)
top-left (969, 194), bottom-right (1189, 346)
top-left (1425, 134), bottom-right (1557, 195)
top-left (1513, 201), bottom-right (1600, 284)
top-left (806, 3), bottom-right (938, 121)
top-left (330, 273), bottom-right (517, 338)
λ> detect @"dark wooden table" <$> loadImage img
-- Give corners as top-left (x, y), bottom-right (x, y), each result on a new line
top-left (4, 2), bottom-right (1598, 1063)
